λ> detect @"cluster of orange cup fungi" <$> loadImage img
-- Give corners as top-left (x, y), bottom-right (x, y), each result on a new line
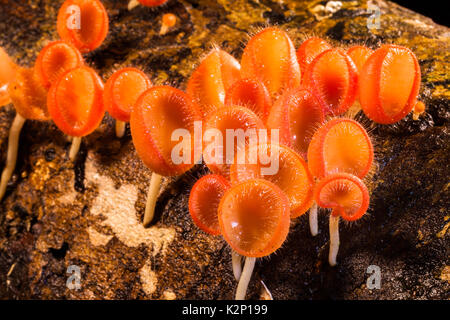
top-left (0, 0), bottom-right (423, 299)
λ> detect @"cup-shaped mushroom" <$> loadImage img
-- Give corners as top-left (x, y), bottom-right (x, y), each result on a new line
top-left (307, 118), bottom-right (373, 179)
top-left (9, 67), bottom-right (50, 121)
top-left (103, 67), bottom-right (152, 137)
top-left (314, 172), bottom-right (369, 266)
top-left (189, 174), bottom-right (231, 235)
top-left (296, 37), bottom-right (331, 78)
top-left (230, 143), bottom-right (314, 218)
top-left (48, 66), bottom-right (105, 138)
top-left (187, 48), bottom-right (241, 118)
top-left (0, 47), bottom-right (18, 107)
top-left (266, 88), bottom-right (325, 156)
top-left (218, 179), bottom-right (290, 258)
top-left (130, 86), bottom-right (202, 177)
top-left (34, 41), bottom-right (84, 89)
top-left (224, 78), bottom-right (272, 122)
top-left (241, 27), bottom-right (300, 99)
top-left (131, 86), bottom-right (202, 226)
top-left (359, 44), bottom-right (421, 124)
top-left (346, 45), bottom-right (373, 75)
top-left (314, 172), bottom-right (369, 222)
top-left (203, 105), bottom-right (265, 178)
top-left (303, 49), bottom-right (358, 116)
top-left (57, 0), bottom-right (109, 53)
top-left (160, 13), bottom-right (177, 35)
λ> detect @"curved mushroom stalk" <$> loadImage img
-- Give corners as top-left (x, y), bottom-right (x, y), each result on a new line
top-left (128, 0), bottom-right (140, 10)
top-left (309, 202), bottom-right (318, 236)
top-left (69, 136), bottom-right (82, 162)
top-left (235, 257), bottom-right (256, 300)
top-left (115, 120), bottom-right (126, 138)
top-left (232, 251), bottom-right (243, 281)
top-left (328, 213), bottom-right (340, 266)
top-left (143, 172), bottom-right (163, 227)
top-left (0, 113), bottom-right (26, 201)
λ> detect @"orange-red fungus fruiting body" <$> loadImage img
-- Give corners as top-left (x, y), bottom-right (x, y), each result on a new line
top-left (48, 66), bottom-right (105, 137)
top-left (130, 86), bottom-right (202, 177)
top-left (8, 67), bottom-right (50, 121)
top-left (162, 13), bottom-right (176, 27)
top-left (224, 78), bottom-right (272, 122)
top-left (57, 0), bottom-right (109, 53)
top-left (266, 88), bottom-right (325, 155)
top-left (359, 44), bottom-right (421, 124)
top-left (296, 37), bottom-right (331, 78)
top-left (230, 143), bottom-right (314, 218)
top-left (189, 174), bottom-right (231, 235)
top-left (218, 179), bottom-right (290, 258)
top-left (240, 27), bottom-right (301, 99)
top-left (314, 172), bottom-right (369, 221)
top-left (303, 48), bottom-right (358, 116)
top-left (34, 40), bottom-right (84, 89)
top-left (203, 105), bottom-right (265, 178)
top-left (307, 118), bottom-right (374, 179)
top-left (187, 48), bottom-right (241, 118)
top-left (103, 67), bottom-right (152, 122)
top-left (0, 47), bottom-right (18, 107)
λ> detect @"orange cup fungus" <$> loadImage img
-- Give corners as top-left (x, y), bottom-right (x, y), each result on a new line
top-left (189, 174), bottom-right (231, 235)
top-left (103, 67), bottom-right (152, 137)
top-left (57, 0), bottom-right (109, 53)
top-left (314, 172), bottom-right (370, 266)
top-left (0, 47), bottom-right (18, 107)
top-left (224, 78), bottom-right (272, 123)
top-left (187, 48), bottom-right (241, 118)
top-left (130, 85), bottom-right (202, 226)
top-left (160, 13), bottom-right (177, 35)
top-left (34, 40), bottom-right (84, 89)
top-left (359, 44), bottom-right (421, 124)
top-left (203, 105), bottom-right (265, 178)
top-left (296, 37), bottom-right (331, 78)
top-left (230, 143), bottom-right (314, 218)
top-left (303, 48), bottom-right (358, 116)
top-left (219, 178), bottom-right (290, 299)
top-left (307, 118), bottom-right (374, 180)
top-left (240, 27), bottom-right (301, 99)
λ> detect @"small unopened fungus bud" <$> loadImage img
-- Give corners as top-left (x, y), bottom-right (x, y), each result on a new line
top-left (413, 100), bottom-right (425, 120)
top-left (160, 13), bottom-right (177, 35)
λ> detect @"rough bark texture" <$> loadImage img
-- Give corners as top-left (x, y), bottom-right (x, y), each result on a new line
top-left (0, 0), bottom-right (448, 299)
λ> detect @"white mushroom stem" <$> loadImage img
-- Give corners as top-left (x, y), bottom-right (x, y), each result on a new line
top-left (0, 113), bottom-right (26, 201)
top-left (231, 250), bottom-right (243, 281)
top-left (128, 0), bottom-right (140, 10)
top-left (159, 25), bottom-right (169, 36)
top-left (309, 202), bottom-right (318, 236)
top-left (329, 214), bottom-right (340, 267)
top-left (143, 172), bottom-right (163, 227)
top-left (115, 120), bottom-right (126, 138)
top-left (235, 256), bottom-right (256, 300)
top-left (69, 136), bottom-right (82, 162)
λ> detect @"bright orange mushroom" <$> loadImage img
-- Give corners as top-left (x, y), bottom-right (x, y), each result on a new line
top-left (218, 178), bottom-right (290, 299)
top-left (47, 65), bottom-right (105, 161)
top-left (203, 105), bottom-right (265, 178)
top-left (314, 172), bottom-right (369, 266)
top-left (57, 0), bottom-right (109, 53)
top-left (224, 78), bottom-right (272, 123)
top-left (103, 67), bottom-right (152, 138)
top-left (241, 27), bottom-right (301, 99)
top-left (128, 0), bottom-right (167, 10)
top-left (413, 100), bottom-right (426, 120)
top-left (0, 67), bottom-right (50, 201)
top-left (303, 48), bottom-right (358, 116)
top-left (266, 87), bottom-right (325, 157)
top-left (307, 118), bottom-right (373, 236)
top-left (130, 86), bottom-right (202, 226)
top-left (34, 40), bottom-right (84, 89)
top-left (347, 45), bottom-right (373, 75)
top-left (359, 44), bottom-right (421, 124)
top-left (189, 174), bottom-right (230, 235)
top-left (230, 143), bottom-right (314, 219)
top-left (0, 47), bottom-right (18, 107)
top-left (296, 37), bottom-right (331, 79)
top-left (187, 48), bottom-right (241, 118)
top-left (160, 13), bottom-right (177, 35)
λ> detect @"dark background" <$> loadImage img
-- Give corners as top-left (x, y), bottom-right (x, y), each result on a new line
top-left (391, 0), bottom-right (449, 27)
